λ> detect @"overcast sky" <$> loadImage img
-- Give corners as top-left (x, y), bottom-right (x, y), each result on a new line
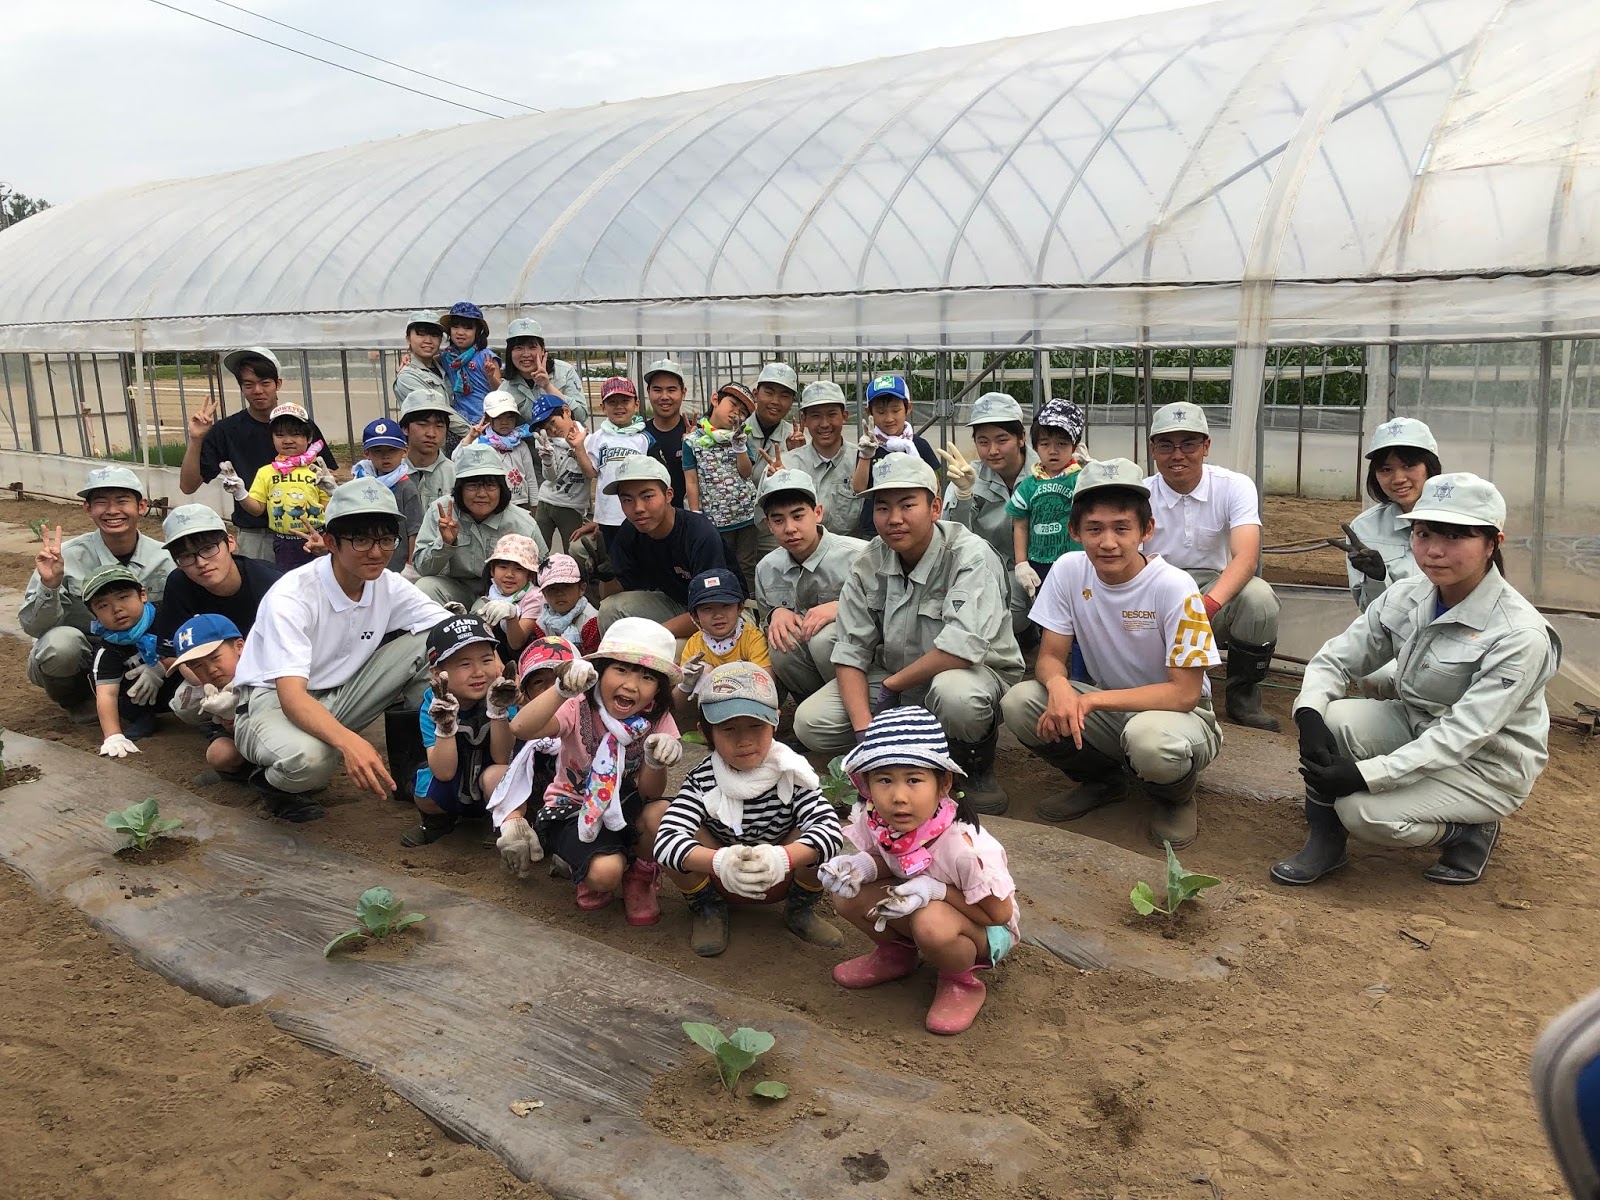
top-left (4, 0), bottom-right (1197, 205)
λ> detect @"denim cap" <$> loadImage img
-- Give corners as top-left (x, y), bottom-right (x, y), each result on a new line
top-left (454, 443), bottom-right (508, 481)
top-left (221, 346), bottom-right (282, 377)
top-left (965, 391), bottom-right (1025, 427)
top-left (754, 362), bottom-right (798, 394)
top-left (699, 661), bottom-right (780, 728)
top-left (688, 569), bottom-right (744, 608)
top-left (482, 390), bottom-right (521, 420)
top-left (399, 388), bottom-right (453, 424)
top-left (505, 317), bottom-right (543, 342)
top-left (162, 503), bottom-right (227, 549)
top-left (78, 465), bottom-right (145, 499)
top-left (361, 418), bottom-right (408, 450)
top-left (757, 467), bottom-right (818, 508)
top-left (1400, 472), bottom-right (1506, 531)
top-left (800, 379), bottom-right (847, 410)
top-left (172, 612), bottom-right (243, 665)
top-left (861, 453), bottom-right (938, 495)
top-left (1070, 457), bottom-right (1152, 501)
top-left (428, 613), bottom-right (498, 666)
top-left (602, 455), bottom-right (672, 495)
top-left (1149, 402), bottom-right (1210, 438)
top-left (841, 705), bottom-right (965, 777)
top-left (866, 373), bottom-right (910, 404)
top-left (644, 358), bottom-right (686, 386)
top-left (406, 311), bottom-right (444, 334)
top-left (440, 301), bottom-right (487, 329)
top-left (82, 564), bottom-right (143, 603)
top-left (325, 477), bottom-right (401, 522)
top-left (1367, 416), bottom-right (1439, 458)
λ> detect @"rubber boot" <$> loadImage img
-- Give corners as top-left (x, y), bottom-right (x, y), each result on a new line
top-left (41, 672), bottom-right (96, 723)
top-left (1423, 821), bottom-right (1500, 885)
top-left (783, 882), bottom-right (845, 948)
top-left (384, 709), bottom-right (427, 805)
top-left (926, 969), bottom-right (987, 1035)
top-left (1225, 640), bottom-right (1282, 732)
top-left (950, 731), bottom-right (1008, 816)
top-left (622, 859), bottom-right (661, 926)
top-left (1034, 742), bottom-right (1130, 822)
top-left (400, 812), bottom-right (457, 847)
top-left (247, 768), bottom-right (325, 824)
top-left (1269, 795), bottom-right (1349, 886)
top-left (684, 882), bottom-right (730, 957)
top-left (1144, 765), bottom-right (1199, 850)
top-left (833, 938), bottom-right (919, 989)
top-left (575, 882), bottom-right (614, 910)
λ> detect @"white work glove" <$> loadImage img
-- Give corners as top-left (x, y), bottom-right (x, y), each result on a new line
top-left (732, 843), bottom-right (791, 895)
top-left (555, 658), bottom-right (597, 698)
top-left (217, 460), bottom-right (248, 500)
top-left (869, 876), bottom-right (948, 931)
top-left (881, 434), bottom-right (915, 456)
top-left (124, 661), bottom-right (167, 707)
top-left (676, 651), bottom-right (708, 695)
top-left (856, 431), bottom-right (879, 461)
top-left (730, 428), bottom-right (749, 455)
top-left (818, 851), bottom-right (880, 899)
top-left (534, 429), bottom-right (556, 466)
top-left (496, 815), bottom-right (542, 877)
top-left (936, 445), bottom-right (976, 500)
top-left (709, 845), bottom-right (773, 900)
top-left (197, 683), bottom-right (238, 721)
top-left (1014, 560), bottom-right (1042, 600)
top-left (313, 463), bottom-right (338, 493)
top-left (476, 598), bottom-right (520, 627)
top-left (485, 677), bottom-right (519, 721)
top-left (429, 689), bottom-right (460, 738)
top-left (643, 733), bottom-right (682, 769)
top-left (442, 600), bottom-right (469, 616)
top-left (99, 733), bottom-right (140, 759)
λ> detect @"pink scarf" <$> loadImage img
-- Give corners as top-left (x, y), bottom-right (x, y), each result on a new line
top-left (273, 439), bottom-right (325, 472)
top-left (578, 706), bottom-right (649, 843)
top-left (865, 797), bottom-right (956, 877)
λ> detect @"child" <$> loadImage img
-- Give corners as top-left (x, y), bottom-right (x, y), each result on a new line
top-left (528, 552), bottom-right (600, 654)
top-left (494, 618), bottom-right (682, 921)
top-left (169, 613), bottom-right (249, 780)
top-left (490, 636), bottom-right (579, 876)
top-left (675, 568), bottom-right (770, 725)
top-left (583, 377), bottom-right (650, 553)
top-left (352, 416), bottom-right (423, 572)
top-left (404, 614), bottom-right (518, 847)
top-left (851, 373), bottom-right (940, 533)
top-left (476, 533), bottom-right (544, 659)
top-left (644, 661), bottom-right (844, 957)
top-left (438, 301), bottom-right (503, 427)
top-left (1008, 399), bottom-right (1087, 600)
top-left (84, 565), bottom-right (180, 757)
top-left (219, 401), bottom-right (336, 570)
top-left (819, 706), bottom-right (1018, 1035)
top-left (398, 390), bottom-right (458, 516)
top-left (457, 390), bottom-right (538, 511)
top-left (529, 395), bottom-right (594, 552)
top-left (683, 382), bottom-right (761, 586)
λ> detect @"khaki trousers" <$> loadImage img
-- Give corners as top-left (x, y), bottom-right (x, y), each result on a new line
top-left (768, 622), bottom-right (840, 701)
top-left (1184, 569), bottom-right (1280, 646)
top-left (1001, 679), bottom-right (1221, 784)
top-left (793, 664), bottom-right (1007, 755)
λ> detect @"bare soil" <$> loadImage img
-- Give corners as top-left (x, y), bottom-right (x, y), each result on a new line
top-left (0, 495), bottom-right (1596, 1198)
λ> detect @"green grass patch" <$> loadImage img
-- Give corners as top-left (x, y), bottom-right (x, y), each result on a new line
top-left (108, 442), bottom-right (188, 467)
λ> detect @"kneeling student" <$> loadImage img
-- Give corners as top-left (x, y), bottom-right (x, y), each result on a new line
top-left (1000, 458), bottom-right (1222, 848)
top-left (85, 565), bottom-right (180, 758)
top-left (169, 613), bottom-right (250, 781)
top-left (644, 661), bottom-right (844, 957)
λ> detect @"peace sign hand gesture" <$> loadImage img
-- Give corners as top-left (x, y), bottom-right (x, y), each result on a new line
top-left (755, 445), bottom-right (784, 477)
top-left (187, 398), bottom-right (219, 443)
top-left (35, 525), bottom-right (65, 590)
top-left (934, 444), bottom-right (977, 500)
top-left (295, 520), bottom-right (328, 557)
top-left (429, 668), bottom-right (460, 738)
top-left (530, 345), bottom-right (551, 389)
top-left (437, 499), bottom-right (460, 545)
top-left (785, 424), bottom-right (808, 451)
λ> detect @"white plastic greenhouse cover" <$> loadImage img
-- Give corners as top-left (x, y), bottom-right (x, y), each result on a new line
top-left (1, 0), bottom-right (1598, 358)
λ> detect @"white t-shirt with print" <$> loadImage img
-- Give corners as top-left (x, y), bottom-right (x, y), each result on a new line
top-left (1141, 464), bottom-right (1261, 572)
top-left (233, 557), bottom-right (449, 693)
top-left (585, 429), bottom-right (650, 527)
top-left (1028, 551), bottom-right (1221, 697)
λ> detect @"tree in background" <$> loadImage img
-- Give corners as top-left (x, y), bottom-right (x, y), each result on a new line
top-left (0, 183), bottom-right (51, 230)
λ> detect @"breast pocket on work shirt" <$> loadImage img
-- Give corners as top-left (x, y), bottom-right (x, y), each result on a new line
top-left (1410, 638), bottom-right (1485, 707)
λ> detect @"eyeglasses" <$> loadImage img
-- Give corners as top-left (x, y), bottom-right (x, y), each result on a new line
top-left (174, 537), bottom-right (228, 568)
top-left (1152, 437), bottom-right (1207, 455)
top-left (336, 534), bottom-right (401, 553)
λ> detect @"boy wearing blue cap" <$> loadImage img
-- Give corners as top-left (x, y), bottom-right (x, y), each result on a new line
top-left (850, 373), bottom-right (940, 534)
top-left (674, 568), bottom-right (770, 725)
top-left (170, 613), bottom-right (250, 781)
top-left (354, 416), bottom-right (423, 572)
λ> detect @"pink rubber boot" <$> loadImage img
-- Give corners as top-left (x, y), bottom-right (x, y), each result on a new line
top-left (575, 882), bottom-right (614, 911)
top-left (925, 969), bottom-right (987, 1035)
top-left (832, 939), bottom-right (919, 989)
top-left (622, 859), bottom-right (661, 926)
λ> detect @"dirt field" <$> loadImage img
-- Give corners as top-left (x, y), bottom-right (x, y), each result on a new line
top-left (1, 493), bottom-right (1596, 1198)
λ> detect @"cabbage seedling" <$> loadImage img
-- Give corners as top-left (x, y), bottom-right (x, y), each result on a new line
top-left (1131, 841), bottom-right (1221, 917)
top-left (104, 797), bottom-right (183, 851)
top-left (681, 1022), bottom-right (788, 1098)
top-left (323, 886), bottom-right (427, 956)
top-left (819, 755), bottom-right (859, 811)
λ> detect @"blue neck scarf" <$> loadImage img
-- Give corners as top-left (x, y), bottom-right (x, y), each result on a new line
top-left (352, 459), bottom-right (410, 489)
top-left (482, 425), bottom-right (533, 452)
top-left (93, 601), bottom-right (160, 666)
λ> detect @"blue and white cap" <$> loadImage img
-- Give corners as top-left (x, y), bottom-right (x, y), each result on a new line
top-left (841, 706), bottom-right (965, 778)
top-left (362, 418), bottom-right (408, 450)
top-left (1367, 416), bottom-right (1438, 458)
top-left (172, 613), bottom-right (243, 665)
top-left (865, 373), bottom-right (910, 405)
top-left (1149, 402), bottom-right (1210, 438)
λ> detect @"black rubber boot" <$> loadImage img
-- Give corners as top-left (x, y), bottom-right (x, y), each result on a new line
top-left (950, 731), bottom-right (1009, 815)
top-left (1423, 822), bottom-right (1500, 885)
top-left (384, 708), bottom-right (427, 805)
top-left (41, 672), bottom-right (96, 723)
top-left (784, 883), bottom-right (845, 948)
top-left (1033, 742), bottom-right (1130, 822)
top-left (1225, 640), bottom-right (1282, 732)
top-left (1144, 766), bottom-right (1199, 850)
top-left (1269, 796), bottom-right (1349, 885)
top-left (248, 768), bottom-right (326, 824)
top-left (401, 812), bottom-right (459, 847)
top-left (685, 884), bottom-right (731, 957)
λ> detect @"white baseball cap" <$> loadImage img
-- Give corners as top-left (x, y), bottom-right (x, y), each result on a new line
top-left (965, 392), bottom-right (1025, 427)
top-left (1400, 472), bottom-right (1506, 531)
top-left (644, 358), bottom-right (686, 387)
top-left (482, 390), bottom-right (521, 420)
top-left (1367, 416), bottom-right (1439, 458)
top-left (1070, 457), bottom-right (1152, 501)
top-left (800, 380), bottom-right (847, 410)
top-left (754, 362), bottom-right (798, 394)
top-left (1149, 403), bottom-right (1210, 439)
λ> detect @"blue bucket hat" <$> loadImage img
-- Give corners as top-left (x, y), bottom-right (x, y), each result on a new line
top-left (439, 301), bottom-right (488, 336)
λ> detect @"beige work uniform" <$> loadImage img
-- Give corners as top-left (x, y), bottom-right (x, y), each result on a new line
top-left (404, 455), bottom-right (457, 517)
top-left (785, 443), bottom-right (866, 540)
top-left (1345, 502), bottom-right (1420, 612)
top-left (945, 447), bottom-right (1039, 637)
top-left (412, 502), bottom-right (545, 609)
top-left (744, 415), bottom-right (796, 560)
top-left (754, 528), bottom-right (863, 700)
top-left (1297, 571), bottom-right (1561, 847)
top-left (793, 520), bottom-right (1023, 753)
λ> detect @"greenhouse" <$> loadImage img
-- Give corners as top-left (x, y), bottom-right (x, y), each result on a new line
top-left (0, 0), bottom-right (1596, 614)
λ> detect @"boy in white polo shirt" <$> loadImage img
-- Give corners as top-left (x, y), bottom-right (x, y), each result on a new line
top-left (1142, 401), bottom-right (1281, 731)
top-left (1000, 458), bottom-right (1223, 848)
top-left (231, 478), bottom-right (450, 821)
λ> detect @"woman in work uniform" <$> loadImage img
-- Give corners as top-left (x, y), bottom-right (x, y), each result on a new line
top-left (1271, 473), bottom-right (1561, 887)
top-left (1338, 417), bottom-right (1443, 610)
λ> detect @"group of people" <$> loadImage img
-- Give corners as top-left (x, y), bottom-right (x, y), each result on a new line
top-left (17, 315), bottom-right (1564, 1035)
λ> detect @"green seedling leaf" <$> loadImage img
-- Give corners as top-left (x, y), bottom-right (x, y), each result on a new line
top-left (729, 1027), bottom-right (775, 1056)
top-left (679, 731), bottom-right (707, 745)
top-left (105, 797), bottom-right (182, 850)
top-left (715, 1044), bottom-right (758, 1076)
top-left (684, 1022), bottom-right (778, 1093)
top-left (324, 928), bottom-right (367, 957)
top-left (682, 1022), bottom-right (728, 1056)
top-left (1133, 843), bottom-right (1220, 917)
top-left (1174, 871), bottom-right (1222, 907)
top-left (1130, 881), bottom-right (1164, 916)
top-left (1164, 841), bottom-right (1185, 909)
top-left (393, 912), bottom-right (427, 932)
top-left (752, 1081), bottom-right (789, 1099)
